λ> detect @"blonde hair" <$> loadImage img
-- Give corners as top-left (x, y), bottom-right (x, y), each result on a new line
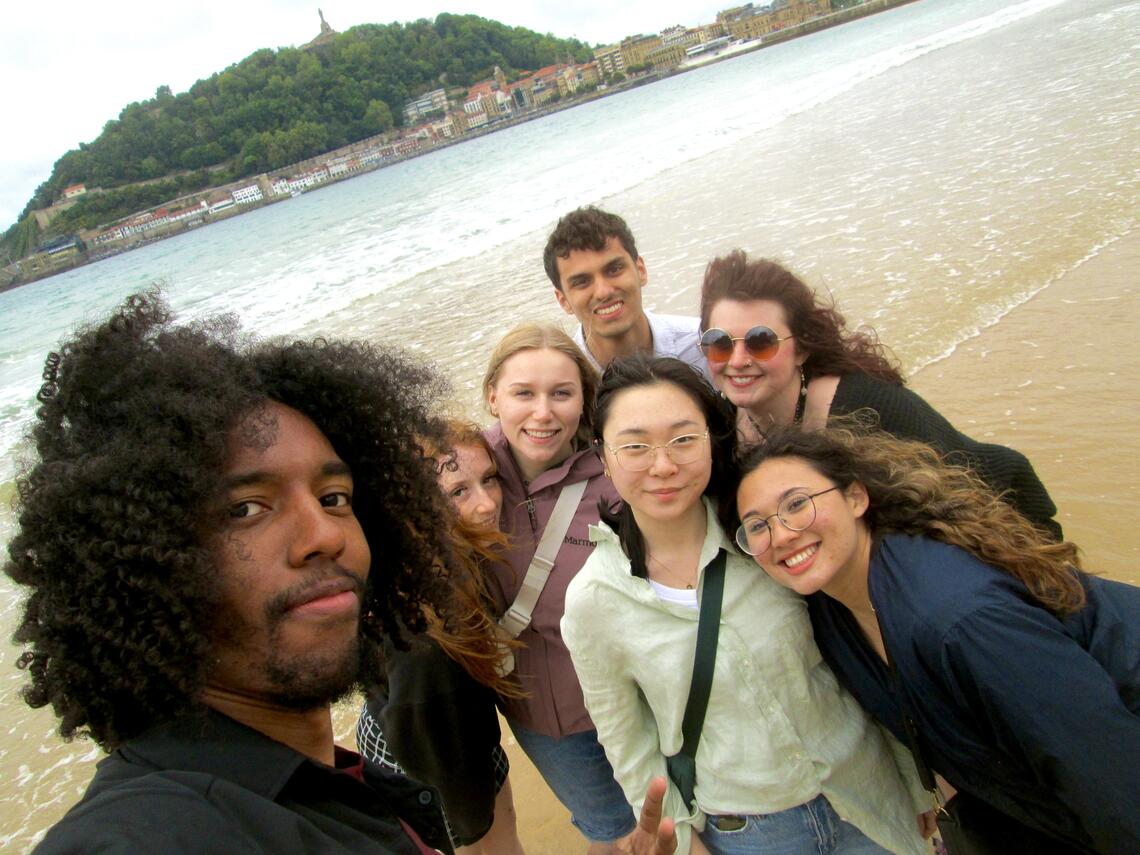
top-left (737, 421), bottom-right (1087, 615)
top-left (481, 323), bottom-right (598, 449)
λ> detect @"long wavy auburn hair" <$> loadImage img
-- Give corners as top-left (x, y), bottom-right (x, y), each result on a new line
top-left (418, 420), bottom-right (521, 696)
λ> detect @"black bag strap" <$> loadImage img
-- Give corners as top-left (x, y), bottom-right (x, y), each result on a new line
top-left (679, 549), bottom-right (727, 759)
top-left (879, 618), bottom-right (948, 824)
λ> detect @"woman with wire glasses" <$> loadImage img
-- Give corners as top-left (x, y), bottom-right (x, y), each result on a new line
top-left (733, 422), bottom-right (1140, 854)
top-left (698, 250), bottom-right (1061, 538)
top-left (561, 355), bottom-right (929, 855)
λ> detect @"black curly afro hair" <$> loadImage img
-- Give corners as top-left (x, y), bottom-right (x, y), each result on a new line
top-left (5, 291), bottom-right (460, 750)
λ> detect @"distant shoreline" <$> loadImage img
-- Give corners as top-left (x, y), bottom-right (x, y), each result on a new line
top-left (2, 0), bottom-right (920, 294)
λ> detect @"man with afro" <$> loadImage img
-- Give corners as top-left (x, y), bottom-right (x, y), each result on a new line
top-left (5, 292), bottom-right (473, 853)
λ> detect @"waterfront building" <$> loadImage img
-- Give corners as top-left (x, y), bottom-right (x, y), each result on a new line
top-left (646, 43), bottom-right (687, 71)
top-left (403, 87), bottom-right (449, 123)
top-left (620, 34), bottom-right (664, 70)
top-left (594, 44), bottom-right (626, 78)
top-left (91, 226), bottom-right (125, 245)
top-left (717, 0), bottom-right (831, 40)
top-left (465, 111), bottom-right (490, 129)
top-left (576, 62), bottom-right (602, 88)
top-left (232, 184), bottom-right (264, 204)
top-left (208, 193), bottom-right (235, 215)
top-left (660, 25), bottom-right (702, 49)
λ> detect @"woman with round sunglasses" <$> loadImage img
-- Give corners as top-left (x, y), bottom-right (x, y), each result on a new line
top-left (733, 423), bottom-right (1140, 855)
top-left (356, 420), bottom-right (527, 855)
top-left (481, 323), bottom-right (636, 854)
top-left (561, 355), bottom-right (929, 855)
top-left (698, 250), bottom-right (1061, 538)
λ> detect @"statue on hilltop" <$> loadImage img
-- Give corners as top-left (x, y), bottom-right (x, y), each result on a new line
top-left (303, 9), bottom-right (338, 49)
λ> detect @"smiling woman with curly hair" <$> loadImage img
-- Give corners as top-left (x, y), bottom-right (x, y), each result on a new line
top-left (732, 423), bottom-right (1140, 854)
top-left (5, 290), bottom-right (510, 853)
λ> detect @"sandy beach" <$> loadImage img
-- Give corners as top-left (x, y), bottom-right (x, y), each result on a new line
top-left (911, 231), bottom-right (1139, 585)
top-left (357, 230), bottom-right (1140, 852)
top-left (3, 2), bottom-right (1134, 848)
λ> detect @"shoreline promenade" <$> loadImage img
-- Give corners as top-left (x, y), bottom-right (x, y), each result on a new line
top-left (2, 0), bottom-right (919, 291)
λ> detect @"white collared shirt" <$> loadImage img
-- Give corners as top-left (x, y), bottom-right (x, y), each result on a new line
top-left (573, 309), bottom-right (711, 381)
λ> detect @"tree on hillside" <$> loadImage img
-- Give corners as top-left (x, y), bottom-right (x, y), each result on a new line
top-left (5, 13), bottom-right (591, 253)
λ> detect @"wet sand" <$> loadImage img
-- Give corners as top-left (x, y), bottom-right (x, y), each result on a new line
top-left (912, 232), bottom-right (1139, 584)
top-left (489, 231), bottom-right (1140, 852)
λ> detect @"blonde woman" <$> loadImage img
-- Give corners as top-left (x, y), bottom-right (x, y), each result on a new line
top-left (482, 324), bottom-right (634, 854)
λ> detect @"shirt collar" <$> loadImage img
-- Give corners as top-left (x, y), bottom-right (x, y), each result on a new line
top-left (589, 498), bottom-right (732, 568)
top-left (112, 709), bottom-right (313, 800)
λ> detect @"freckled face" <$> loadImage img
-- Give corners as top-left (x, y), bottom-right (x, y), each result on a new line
top-left (735, 456), bottom-right (870, 599)
top-left (601, 382), bottom-right (712, 526)
top-left (705, 298), bottom-right (804, 413)
top-left (209, 402), bottom-right (371, 708)
top-left (438, 442), bottom-right (502, 530)
top-left (488, 348), bottom-right (584, 482)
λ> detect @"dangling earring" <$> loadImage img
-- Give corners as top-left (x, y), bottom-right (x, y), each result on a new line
top-left (794, 367), bottom-right (808, 425)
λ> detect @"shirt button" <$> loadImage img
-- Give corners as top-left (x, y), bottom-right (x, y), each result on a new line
top-left (418, 790), bottom-right (433, 805)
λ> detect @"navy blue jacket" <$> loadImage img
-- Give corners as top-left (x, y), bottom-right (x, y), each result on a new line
top-left (808, 534), bottom-right (1140, 854)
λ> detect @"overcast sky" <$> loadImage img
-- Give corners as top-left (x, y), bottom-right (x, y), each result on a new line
top-left (2, 1), bottom-right (731, 229)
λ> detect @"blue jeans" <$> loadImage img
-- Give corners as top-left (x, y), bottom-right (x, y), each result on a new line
top-left (509, 723), bottom-right (636, 842)
top-left (700, 794), bottom-right (892, 855)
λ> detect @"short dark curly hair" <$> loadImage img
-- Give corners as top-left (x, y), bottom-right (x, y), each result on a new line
top-left (5, 292), bottom-right (461, 750)
top-left (543, 206), bottom-right (640, 289)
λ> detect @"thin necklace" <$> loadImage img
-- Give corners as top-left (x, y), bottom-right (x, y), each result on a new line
top-left (648, 554), bottom-right (697, 589)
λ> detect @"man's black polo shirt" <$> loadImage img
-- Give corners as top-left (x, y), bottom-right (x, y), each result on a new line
top-left (35, 710), bottom-right (451, 854)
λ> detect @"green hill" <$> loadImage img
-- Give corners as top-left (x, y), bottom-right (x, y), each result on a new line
top-left (3, 13), bottom-right (590, 254)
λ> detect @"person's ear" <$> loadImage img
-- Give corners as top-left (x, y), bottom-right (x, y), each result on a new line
top-left (846, 481), bottom-right (870, 519)
top-left (636, 255), bottom-right (647, 288)
top-left (487, 388), bottom-right (499, 418)
top-left (553, 287), bottom-right (575, 315)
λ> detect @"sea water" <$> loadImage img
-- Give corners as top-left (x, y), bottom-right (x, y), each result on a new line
top-left (0, 0), bottom-right (1136, 849)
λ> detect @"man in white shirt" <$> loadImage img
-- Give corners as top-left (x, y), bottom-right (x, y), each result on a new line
top-left (542, 207), bottom-right (710, 380)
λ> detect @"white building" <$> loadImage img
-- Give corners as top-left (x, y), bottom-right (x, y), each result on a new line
top-left (232, 184), bottom-right (264, 204)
